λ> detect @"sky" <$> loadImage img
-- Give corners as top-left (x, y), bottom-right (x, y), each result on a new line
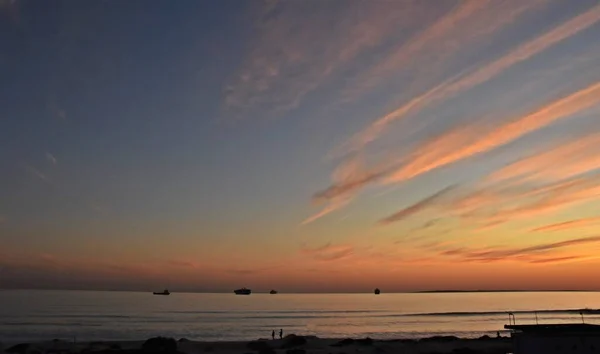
top-left (1, 0), bottom-right (600, 293)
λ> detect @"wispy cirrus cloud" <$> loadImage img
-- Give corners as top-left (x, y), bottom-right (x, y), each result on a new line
top-left (225, 266), bottom-right (277, 275)
top-left (439, 127), bottom-right (600, 228)
top-left (23, 163), bottom-right (48, 182)
top-left (301, 243), bottom-right (355, 262)
top-left (222, 1), bottom-right (437, 121)
top-left (379, 185), bottom-right (456, 225)
top-left (531, 217), bottom-right (600, 233)
top-left (386, 81), bottom-right (600, 184)
top-left (446, 176), bottom-right (600, 228)
top-left (437, 235), bottom-right (600, 264)
top-left (309, 79), bottom-right (600, 224)
top-left (45, 152), bottom-right (57, 165)
top-left (308, 3), bottom-right (600, 223)
top-left (302, 155), bottom-right (395, 224)
top-left (339, 2), bottom-right (600, 155)
top-left (488, 132), bottom-right (600, 183)
top-left (528, 256), bottom-right (588, 264)
top-left (166, 260), bottom-right (199, 269)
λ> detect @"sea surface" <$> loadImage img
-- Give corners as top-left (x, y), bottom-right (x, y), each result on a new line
top-left (1, 290), bottom-right (599, 343)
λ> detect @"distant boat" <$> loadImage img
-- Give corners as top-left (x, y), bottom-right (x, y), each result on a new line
top-left (374, 288), bottom-right (381, 295)
top-left (153, 289), bottom-right (170, 295)
top-left (234, 287), bottom-right (251, 295)
top-left (270, 290), bottom-right (278, 294)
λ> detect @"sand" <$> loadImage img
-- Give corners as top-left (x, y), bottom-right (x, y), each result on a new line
top-left (1, 335), bottom-right (513, 354)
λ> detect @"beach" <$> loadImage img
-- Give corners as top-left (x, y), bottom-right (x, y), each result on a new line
top-left (1, 335), bottom-right (513, 354)
top-left (2, 290), bottom-right (599, 343)
top-left (3, 290), bottom-right (600, 354)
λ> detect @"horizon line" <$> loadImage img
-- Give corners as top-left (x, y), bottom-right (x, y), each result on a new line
top-left (2, 288), bottom-right (599, 294)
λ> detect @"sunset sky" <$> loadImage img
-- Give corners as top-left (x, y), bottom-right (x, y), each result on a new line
top-left (1, 0), bottom-right (600, 293)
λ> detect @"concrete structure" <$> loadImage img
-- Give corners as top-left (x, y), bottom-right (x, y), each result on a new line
top-left (505, 324), bottom-right (600, 354)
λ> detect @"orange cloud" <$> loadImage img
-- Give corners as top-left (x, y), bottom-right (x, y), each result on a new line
top-left (379, 185), bottom-right (456, 225)
top-left (447, 176), bottom-right (600, 228)
top-left (300, 200), bottom-right (349, 225)
top-left (386, 81), bottom-right (600, 183)
top-left (493, 178), bottom-right (600, 221)
top-left (303, 155), bottom-right (396, 224)
top-left (528, 256), bottom-right (589, 264)
top-left (531, 217), bottom-right (600, 232)
top-left (438, 235), bottom-right (600, 263)
top-left (166, 259), bottom-right (200, 268)
top-left (341, 2), bottom-right (600, 155)
top-left (489, 132), bottom-right (600, 183)
top-left (309, 4), bottom-right (600, 223)
top-left (301, 243), bottom-right (355, 262)
top-left (222, 1), bottom-right (433, 120)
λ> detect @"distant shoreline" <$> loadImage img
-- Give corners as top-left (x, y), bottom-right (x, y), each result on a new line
top-left (414, 289), bottom-right (595, 293)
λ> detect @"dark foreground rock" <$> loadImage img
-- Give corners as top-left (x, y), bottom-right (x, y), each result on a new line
top-left (86, 350), bottom-right (139, 354)
top-left (141, 337), bottom-right (178, 354)
top-left (330, 337), bottom-right (372, 347)
top-left (285, 349), bottom-right (306, 354)
top-left (451, 348), bottom-right (479, 354)
top-left (419, 336), bottom-right (460, 343)
top-left (246, 341), bottom-right (271, 352)
top-left (330, 339), bottom-right (354, 347)
top-left (280, 335), bottom-right (307, 349)
top-left (356, 338), bottom-right (373, 346)
top-left (5, 344), bottom-right (31, 354)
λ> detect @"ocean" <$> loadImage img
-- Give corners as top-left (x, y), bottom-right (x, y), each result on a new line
top-left (1, 290), bottom-right (599, 343)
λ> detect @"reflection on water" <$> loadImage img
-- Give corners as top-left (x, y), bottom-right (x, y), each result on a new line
top-left (1, 290), bottom-right (599, 342)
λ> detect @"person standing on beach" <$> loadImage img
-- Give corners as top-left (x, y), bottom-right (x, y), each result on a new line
top-left (272, 330), bottom-right (275, 340)
top-left (279, 329), bottom-right (283, 339)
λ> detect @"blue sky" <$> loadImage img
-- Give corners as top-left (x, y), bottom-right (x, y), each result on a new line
top-left (1, 0), bottom-right (600, 292)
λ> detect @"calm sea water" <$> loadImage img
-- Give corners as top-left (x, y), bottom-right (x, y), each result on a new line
top-left (1, 290), bottom-right (599, 343)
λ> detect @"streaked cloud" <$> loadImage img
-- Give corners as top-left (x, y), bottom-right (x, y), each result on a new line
top-left (386, 81), bottom-right (600, 183)
top-left (5, 1), bottom-right (600, 292)
top-left (312, 78), bottom-right (600, 224)
top-left (23, 163), bottom-right (48, 181)
top-left (340, 2), bottom-right (600, 155)
top-left (489, 132), bottom-right (600, 183)
top-left (303, 155), bottom-right (394, 224)
top-left (528, 256), bottom-right (589, 264)
top-left (531, 217), bottom-right (600, 233)
top-left (447, 176), bottom-right (600, 227)
top-left (45, 152), bottom-right (57, 165)
top-left (310, 3), bottom-right (600, 222)
top-left (379, 185), bottom-right (456, 225)
top-left (222, 1), bottom-right (434, 120)
top-left (438, 235), bottom-right (600, 263)
top-left (301, 243), bottom-right (355, 262)
top-left (225, 266), bottom-right (276, 275)
top-left (166, 260), bottom-right (199, 268)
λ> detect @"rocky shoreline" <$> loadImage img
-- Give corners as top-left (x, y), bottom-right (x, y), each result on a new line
top-left (2, 334), bottom-right (512, 354)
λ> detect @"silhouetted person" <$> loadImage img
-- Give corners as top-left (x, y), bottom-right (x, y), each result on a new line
top-left (272, 330), bottom-right (275, 340)
top-left (279, 329), bottom-right (283, 339)
top-left (496, 331), bottom-right (500, 338)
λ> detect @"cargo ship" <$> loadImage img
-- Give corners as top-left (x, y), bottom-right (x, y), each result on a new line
top-left (234, 287), bottom-right (251, 295)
